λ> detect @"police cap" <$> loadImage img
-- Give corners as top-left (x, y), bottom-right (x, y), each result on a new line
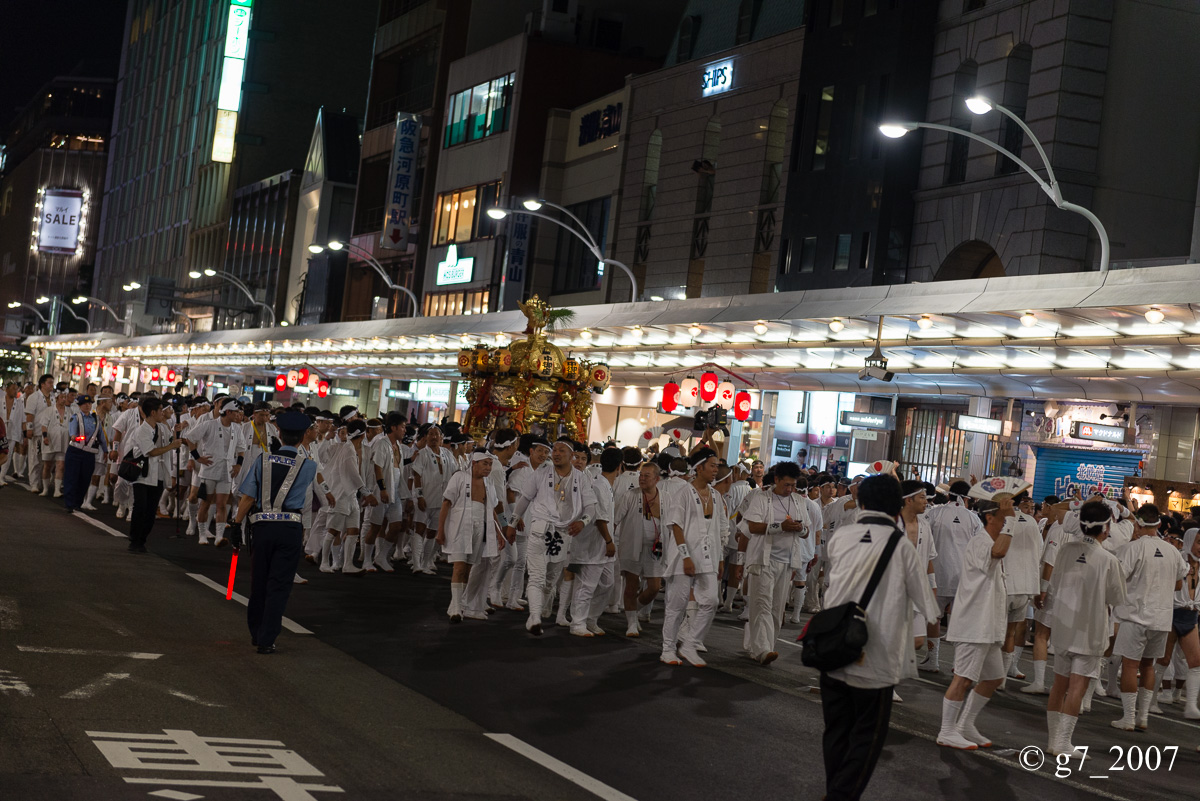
top-left (275, 410), bottom-right (313, 435)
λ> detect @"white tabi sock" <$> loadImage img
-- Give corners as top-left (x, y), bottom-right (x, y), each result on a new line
top-left (342, 535), bottom-right (360, 570)
top-left (1136, 687), bottom-right (1153, 728)
top-left (1185, 665), bottom-right (1200, 718)
top-left (215, 522), bottom-right (226, 542)
top-left (361, 542), bottom-right (375, 569)
top-left (84, 483), bottom-right (98, 506)
top-left (449, 582), bottom-right (465, 617)
top-left (1107, 656), bottom-right (1122, 696)
top-left (958, 691), bottom-right (992, 745)
top-left (319, 533), bottom-right (334, 569)
top-left (938, 698), bottom-right (964, 740)
top-left (1112, 692), bottom-right (1136, 729)
top-left (1081, 678), bottom-right (1098, 712)
top-left (1032, 659), bottom-right (1046, 687)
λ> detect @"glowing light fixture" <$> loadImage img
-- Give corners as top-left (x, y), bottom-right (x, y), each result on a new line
top-left (1020, 311), bottom-right (1038, 327)
top-left (828, 318), bottom-right (845, 333)
top-left (1145, 307), bottom-right (1165, 325)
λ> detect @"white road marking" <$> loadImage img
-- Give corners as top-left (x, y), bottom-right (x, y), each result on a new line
top-left (186, 573), bottom-right (312, 635)
top-left (16, 646), bottom-right (162, 659)
top-left (62, 672), bottom-right (130, 699)
top-left (73, 512), bottom-right (128, 538)
top-left (148, 790), bottom-right (206, 801)
top-left (0, 669), bottom-right (33, 696)
top-left (0, 597), bottom-right (21, 630)
top-left (485, 733), bottom-right (639, 801)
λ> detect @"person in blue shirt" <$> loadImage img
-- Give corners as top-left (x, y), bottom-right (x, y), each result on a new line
top-left (230, 410), bottom-right (318, 654)
top-left (63, 395), bottom-right (106, 513)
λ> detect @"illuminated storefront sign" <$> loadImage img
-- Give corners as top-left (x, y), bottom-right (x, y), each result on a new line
top-left (839, 411), bottom-right (895, 430)
top-left (211, 0), bottom-right (252, 163)
top-left (1070, 420), bottom-right (1126, 444)
top-left (956, 413), bottom-right (1003, 436)
top-left (34, 188), bottom-right (88, 255)
top-left (435, 244), bottom-right (474, 286)
top-left (701, 59), bottom-right (733, 97)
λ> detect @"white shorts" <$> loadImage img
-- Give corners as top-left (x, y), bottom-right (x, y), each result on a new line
top-left (952, 642), bottom-right (1005, 683)
top-left (1112, 621), bottom-right (1169, 661)
top-left (1007, 594), bottom-right (1032, 623)
top-left (1053, 651), bottom-right (1103, 678)
top-left (621, 540), bottom-right (665, 579)
top-left (201, 477), bottom-right (231, 496)
top-left (385, 500), bottom-right (406, 524)
top-left (936, 594), bottom-right (954, 618)
top-left (328, 501), bottom-right (362, 533)
top-left (365, 501), bottom-right (387, 526)
top-left (913, 610), bottom-right (929, 632)
top-left (1034, 603), bottom-right (1052, 627)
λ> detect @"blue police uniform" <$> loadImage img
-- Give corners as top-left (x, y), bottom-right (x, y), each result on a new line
top-left (236, 413), bottom-right (317, 653)
top-left (64, 400), bottom-right (105, 512)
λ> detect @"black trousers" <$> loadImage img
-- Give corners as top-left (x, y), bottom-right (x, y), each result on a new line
top-left (62, 447), bottom-right (95, 510)
top-left (820, 673), bottom-right (894, 801)
top-left (247, 521), bottom-right (304, 649)
top-left (130, 482), bottom-right (164, 547)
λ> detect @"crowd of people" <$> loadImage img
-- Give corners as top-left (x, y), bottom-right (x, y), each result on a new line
top-left (4, 375), bottom-right (1200, 800)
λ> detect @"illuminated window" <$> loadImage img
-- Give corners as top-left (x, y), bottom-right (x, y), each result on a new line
top-left (432, 181), bottom-right (500, 246)
top-left (423, 289), bottom-right (490, 317)
top-left (444, 73), bottom-right (514, 148)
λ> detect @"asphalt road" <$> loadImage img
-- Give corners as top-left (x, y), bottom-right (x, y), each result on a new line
top-left (3, 482), bottom-right (1199, 801)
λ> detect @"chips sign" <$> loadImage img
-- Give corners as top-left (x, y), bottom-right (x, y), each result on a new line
top-left (1070, 420), bottom-right (1126, 444)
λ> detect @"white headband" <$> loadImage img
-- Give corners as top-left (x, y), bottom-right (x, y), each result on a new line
top-left (903, 488), bottom-right (924, 499)
top-left (669, 467), bottom-right (687, 477)
top-left (471, 451), bottom-right (492, 462)
top-left (349, 430), bottom-right (365, 439)
top-left (493, 437), bottom-right (517, 450)
top-left (342, 408), bottom-right (359, 421)
top-left (1136, 517), bottom-right (1160, 527)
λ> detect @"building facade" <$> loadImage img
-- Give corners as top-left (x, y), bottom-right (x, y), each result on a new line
top-left (610, 0), bottom-right (805, 302)
top-left (0, 70), bottom-right (114, 339)
top-left (93, 0), bottom-right (375, 333)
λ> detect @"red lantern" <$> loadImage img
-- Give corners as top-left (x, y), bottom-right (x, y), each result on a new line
top-left (98, 357), bottom-right (106, 369)
top-left (734, 391), bottom-right (752, 421)
top-left (275, 374), bottom-right (288, 392)
top-left (297, 367), bottom-right (309, 384)
top-left (85, 361), bottom-right (93, 372)
top-left (166, 369), bottom-right (176, 383)
top-left (151, 368), bottom-right (160, 381)
top-left (317, 380), bottom-right (330, 398)
top-left (73, 365), bottom-right (82, 377)
top-left (699, 371), bottom-right (718, 402)
top-left (662, 382), bottom-right (679, 413)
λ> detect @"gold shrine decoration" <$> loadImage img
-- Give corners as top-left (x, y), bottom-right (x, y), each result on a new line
top-left (459, 295), bottom-right (608, 440)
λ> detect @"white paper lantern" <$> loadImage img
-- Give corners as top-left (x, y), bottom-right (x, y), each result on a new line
top-left (678, 377), bottom-right (699, 409)
top-left (287, 369), bottom-right (299, 388)
top-left (715, 381), bottom-right (736, 409)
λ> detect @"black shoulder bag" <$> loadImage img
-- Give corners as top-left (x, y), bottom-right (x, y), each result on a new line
top-left (799, 525), bottom-right (904, 672)
top-left (118, 425), bottom-right (158, 482)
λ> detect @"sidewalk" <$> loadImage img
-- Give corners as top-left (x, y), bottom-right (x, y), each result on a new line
top-left (0, 486), bottom-right (605, 801)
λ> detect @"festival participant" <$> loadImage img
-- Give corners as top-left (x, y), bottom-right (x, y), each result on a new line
top-left (720, 462), bottom-right (753, 613)
top-left (1043, 500), bottom-right (1127, 756)
top-left (318, 420), bottom-right (366, 574)
top-left (411, 424), bottom-right (455, 575)
top-left (1022, 498), bottom-right (1066, 695)
top-left (499, 435), bottom-right (551, 609)
top-left (739, 460), bottom-right (812, 665)
top-left (0, 382), bottom-right (25, 485)
top-left (615, 460), bottom-right (666, 637)
top-left (569, 447), bottom-right (619, 637)
top-left (898, 480), bottom-right (938, 674)
top-left (437, 448), bottom-right (503, 622)
top-left (506, 437), bottom-right (596, 636)
top-left (468, 428), bottom-right (518, 613)
top-left (553, 442), bottom-right (592, 626)
top-left (1110, 503), bottom-right (1188, 731)
top-left (1157, 528), bottom-right (1200, 718)
top-left (999, 491), bottom-right (1043, 689)
top-left (922, 480), bottom-right (983, 673)
top-left (183, 398), bottom-right (242, 546)
top-left (936, 485), bottom-right (1015, 750)
top-left (24, 375), bottom-right (53, 494)
top-left (660, 447), bottom-right (724, 667)
top-left (359, 419), bottom-right (393, 573)
top-left (37, 391), bottom-right (70, 497)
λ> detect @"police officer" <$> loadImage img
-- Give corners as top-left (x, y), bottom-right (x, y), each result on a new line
top-left (228, 411), bottom-right (317, 654)
top-left (63, 395), bottom-right (104, 512)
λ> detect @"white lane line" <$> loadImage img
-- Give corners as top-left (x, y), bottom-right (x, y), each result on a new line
top-left (484, 733), bottom-right (638, 801)
top-left (17, 646), bottom-right (162, 659)
top-left (62, 672), bottom-right (130, 699)
top-left (74, 512), bottom-right (128, 538)
top-left (186, 573), bottom-right (312, 635)
top-left (0, 670), bottom-right (33, 697)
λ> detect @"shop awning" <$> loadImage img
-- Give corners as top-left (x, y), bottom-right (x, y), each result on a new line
top-left (24, 263), bottom-right (1200, 404)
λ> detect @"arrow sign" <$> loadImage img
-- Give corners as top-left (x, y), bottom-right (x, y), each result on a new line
top-left (388, 228), bottom-right (402, 244)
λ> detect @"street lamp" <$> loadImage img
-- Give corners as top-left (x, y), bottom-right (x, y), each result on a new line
top-left (310, 240), bottom-right (421, 317)
top-left (880, 95), bottom-right (1110, 274)
top-left (486, 203), bottom-right (641, 302)
top-left (187, 268), bottom-right (276, 327)
top-left (72, 294), bottom-right (130, 326)
top-left (122, 281), bottom-right (142, 292)
top-left (38, 295), bottom-right (92, 332)
top-left (7, 301), bottom-right (49, 326)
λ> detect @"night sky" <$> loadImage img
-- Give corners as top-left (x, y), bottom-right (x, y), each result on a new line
top-left (1, 0), bottom-right (126, 130)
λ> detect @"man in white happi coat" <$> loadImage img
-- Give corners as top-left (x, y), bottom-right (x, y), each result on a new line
top-left (569, 448), bottom-right (619, 637)
top-left (937, 478), bottom-right (1021, 751)
top-left (1022, 496), bottom-right (1066, 695)
top-left (738, 460), bottom-right (812, 665)
top-left (507, 437), bottom-right (596, 636)
top-left (615, 460), bottom-right (666, 637)
top-left (660, 448), bottom-right (725, 667)
top-left (923, 480), bottom-right (984, 673)
top-left (999, 490), bottom-right (1044, 689)
top-left (437, 448), bottom-right (503, 622)
top-left (494, 434), bottom-right (548, 609)
top-left (463, 427), bottom-right (517, 612)
top-left (1110, 503), bottom-right (1187, 731)
top-left (411, 424), bottom-right (456, 574)
top-left (1044, 500), bottom-right (1127, 756)
top-left (899, 480), bottom-right (938, 674)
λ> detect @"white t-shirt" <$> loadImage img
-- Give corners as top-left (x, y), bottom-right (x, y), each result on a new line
top-left (1041, 521), bottom-right (1065, 568)
top-left (1048, 537), bottom-right (1127, 656)
top-left (1002, 511), bottom-right (1042, 596)
top-left (187, 417), bottom-right (237, 480)
top-left (826, 513), bottom-right (938, 689)
top-left (946, 530), bottom-right (1007, 645)
top-left (128, 421), bottom-right (164, 485)
top-left (928, 500), bottom-right (983, 595)
top-left (1113, 535), bottom-right (1188, 630)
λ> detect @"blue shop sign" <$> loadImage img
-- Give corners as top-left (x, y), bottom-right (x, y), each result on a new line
top-left (1031, 446), bottom-right (1142, 501)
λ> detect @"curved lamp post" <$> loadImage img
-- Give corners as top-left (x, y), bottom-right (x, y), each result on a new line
top-left (7, 301), bottom-right (49, 332)
top-left (309, 240), bottom-right (421, 317)
top-left (880, 95), bottom-right (1110, 275)
top-left (487, 202), bottom-right (641, 302)
top-left (38, 295), bottom-right (91, 332)
top-left (72, 294), bottom-right (130, 327)
top-left (188, 268), bottom-right (276, 327)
